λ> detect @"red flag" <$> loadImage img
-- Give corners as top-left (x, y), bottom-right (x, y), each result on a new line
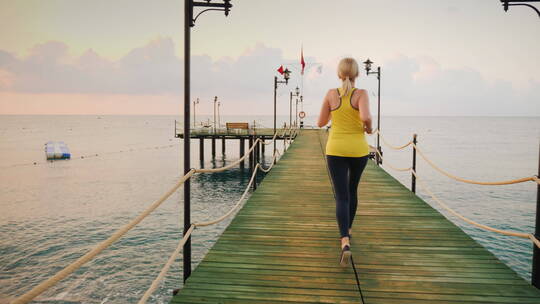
top-left (300, 47), bottom-right (306, 75)
top-left (277, 65), bottom-right (284, 75)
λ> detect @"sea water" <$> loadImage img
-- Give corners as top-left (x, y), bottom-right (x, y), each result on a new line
top-left (0, 115), bottom-right (538, 303)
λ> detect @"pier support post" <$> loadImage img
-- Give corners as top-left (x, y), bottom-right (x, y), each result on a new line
top-left (249, 136), bottom-right (254, 174)
top-left (256, 137), bottom-right (260, 165)
top-left (199, 138), bottom-right (204, 166)
top-left (412, 134), bottom-right (417, 193)
top-left (211, 138), bottom-right (216, 159)
top-left (532, 142), bottom-right (540, 288)
top-left (239, 138), bottom-right (245, 169)
top-left (261, 137), bottom-right (265, 156)
top-left (253, 137), bottom-right (258, 190)
top-left (222, 137), bottom-right (226, 155)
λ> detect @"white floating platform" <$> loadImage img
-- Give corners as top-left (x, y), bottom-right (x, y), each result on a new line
top-left (45, 141), bottom-right (71, 160)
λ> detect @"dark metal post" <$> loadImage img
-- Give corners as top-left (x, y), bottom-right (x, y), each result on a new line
top-left (181, 0), bottom-right (232, 285)
top-left (183, 0), bottom-right (192, 283)
top-left (273, 76), bottom-right (277, 158)
top-left (256, 137), bottom-right (260, 164)
top-left (249, 136), bottom-right (254, 173)
top-left (295, 98), bottom-right (298, 127)
top-left (412, 134), bottom-right (417, 193)
top-left (211, 138), bottom-right (216, 159)
top-left (221, 137), bottom-right (226, 155)
top-left (532, 142), bottom-right (540, 288)
top-left (377, 66), bottom-right (381, 165)
top-left (213, 96), bottom-right (217, 134)
top-left (199, 138), bottom-right (204, 166)
top-left (253, 137), bottom-right (258, 190)
top-left (239, 138), bottom-right (245, 169)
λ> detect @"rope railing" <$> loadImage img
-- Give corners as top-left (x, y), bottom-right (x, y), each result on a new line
top-left (12, 126), bottom-right (298, 304)
top-left (373, 129), bottom-right (413, 150)
top-left (374, 130), bottom-right (539, 185)
top-left (11, 170), bottom-right (195, 304)
top-left (413, 143), bottom-right (539, 186)
top-left (370, 130), bottom-right (540, 249)
top-left (138, 151), bottom-right (282, 304)
top-left (375, 149), bottom-right (412, 172)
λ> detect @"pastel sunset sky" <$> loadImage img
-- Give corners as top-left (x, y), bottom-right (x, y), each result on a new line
top-left (0, 0), bottom-right (539, 116)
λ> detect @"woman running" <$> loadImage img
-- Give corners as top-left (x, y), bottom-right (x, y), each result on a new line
top-left (317, 57), bottom-right (373, 266)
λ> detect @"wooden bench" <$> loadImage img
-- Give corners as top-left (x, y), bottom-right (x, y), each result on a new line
top-left (226, 122), bottom-right (249, 131)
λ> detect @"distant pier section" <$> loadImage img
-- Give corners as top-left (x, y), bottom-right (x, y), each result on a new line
top-left (175, 120), bottom-right (297, 164)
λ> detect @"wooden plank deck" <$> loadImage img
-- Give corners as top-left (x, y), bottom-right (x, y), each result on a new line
top-left (171, 129), bottom-right (540, 304)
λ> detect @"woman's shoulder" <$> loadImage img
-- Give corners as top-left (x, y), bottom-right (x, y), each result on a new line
top-left (325, 88), bottom-right (340, 99)
top-left (351, 88), bottom-right (368, 100)
top-left (352, 88), bottom-right (368, 95)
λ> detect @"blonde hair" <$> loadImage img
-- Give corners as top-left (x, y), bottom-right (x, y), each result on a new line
top-left (337, 57), bottom-right (359, 97)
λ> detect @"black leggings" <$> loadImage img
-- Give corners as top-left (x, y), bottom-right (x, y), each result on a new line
top-left (326, 155), bottom-right (368, 238)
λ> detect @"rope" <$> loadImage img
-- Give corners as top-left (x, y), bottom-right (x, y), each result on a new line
top-left (139, 147), bottom-right (284, 303)
top-left (137, 224), bottom-right (195, 304)
top-left (373, 129), bottom-right (413, 150)
top-left (411, 170), bottom-right (532, 239)
top-left (367, 130), bottom-right (539, 186)
top-left (375, 149), bottom-right (412, 172)
top-left (373, 147), bottom-right (540, 249)
top-left (413, 144), bottom-right (539, 186)
top-left (11, 170), bottom-right (196, 304)
top-left (194, 155), bottom-right (278, 227)
top-left (13, 127), bottom-right (298, 304)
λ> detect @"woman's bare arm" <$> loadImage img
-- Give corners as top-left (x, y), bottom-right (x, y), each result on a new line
top-left (357, 89), bottom-right (372, 134)
top-left (317, 90), bottom-right (332, 127)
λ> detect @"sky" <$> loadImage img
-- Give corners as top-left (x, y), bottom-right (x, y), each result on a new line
top-left (0, 0), bottom-right (539, 116)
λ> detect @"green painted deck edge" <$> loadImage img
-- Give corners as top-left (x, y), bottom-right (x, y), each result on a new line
top-left (171, 129), bottom-right (540, 304)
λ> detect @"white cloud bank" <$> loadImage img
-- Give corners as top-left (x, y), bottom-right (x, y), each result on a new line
top-left (0, 37), bottom-right (538, 116)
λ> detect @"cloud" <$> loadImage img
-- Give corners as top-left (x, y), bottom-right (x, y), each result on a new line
top-left (379, 54), bottom-right (539, 115)
top-left (0, 39), bottom-right (538, 116)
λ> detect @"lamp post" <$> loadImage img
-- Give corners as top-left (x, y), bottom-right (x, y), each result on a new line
top-left (213, 96), bottom-right (218, 133)
top-left (501, 0), bottom-right (540, 18)
top-left (289, 86), bottom-right (300, 127)
top-left (274, 68), bottom-right (290, 156)
top-left (298, 95), bottom-right (304, 128)
top-left (193, 98), bottom-right (199, 128)
top-left (217, 101), bottom-right (221, 130)
top-left (183, 0), bottom-right (232, 283)
top-left (363, 58), bottom-right (382, 165)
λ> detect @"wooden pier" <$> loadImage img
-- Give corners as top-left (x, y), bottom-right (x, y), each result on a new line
top-left (176, 127), bottom-right (293, 164)
top-left (171, 129), bottom-right (540, 303)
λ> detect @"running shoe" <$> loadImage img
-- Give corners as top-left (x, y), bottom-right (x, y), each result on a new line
top-left (340, 245), bottom-right (351, 267)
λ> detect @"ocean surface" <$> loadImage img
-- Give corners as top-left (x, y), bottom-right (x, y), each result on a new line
top-left (0, 115), bottom-right (538, 303)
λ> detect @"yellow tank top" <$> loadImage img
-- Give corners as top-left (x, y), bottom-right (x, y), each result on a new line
top-left (325, 88), bottom-right (369, 157)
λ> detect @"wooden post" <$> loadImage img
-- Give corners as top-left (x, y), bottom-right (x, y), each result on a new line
top-left (211, 138), bottom-right (216, 159)
top-left (532, 142), bottom-right (540, 288)
top-left (412, 134), bottom-right (417, 193)
top-left (222, 137), bottom-right (226, 155)
top-left (261, 137), bottom-right (265, 156)
top-left (199, 137), bottom-right (204, 166)
top-left (239, 138), bottom-right (245, 168)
